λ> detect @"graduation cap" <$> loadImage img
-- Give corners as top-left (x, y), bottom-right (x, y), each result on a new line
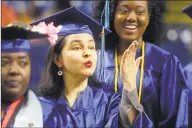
top-left (2, 25), bottom-right (48, 53)
top-left (182, 4), bottom-right (192, 18)
top-left (2, 26), bottom-right (48, 40)
top-left (2, 39), bottom-right (31, 53)
top-left (30, 7), bottom-right (111, 39)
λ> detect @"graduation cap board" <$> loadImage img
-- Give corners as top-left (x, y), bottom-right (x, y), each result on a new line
top-left (182, 4), bottom-right (192, 19)
top-left (2, 26), bottom-right (48, 40)
top-left (2, 25), bottom-right (48, 52)
top-left (30, 7), bottom-right (111, 39)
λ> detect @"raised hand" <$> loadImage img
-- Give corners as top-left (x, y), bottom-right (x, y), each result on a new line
top-left (120, 41), bottom-right (142, 92)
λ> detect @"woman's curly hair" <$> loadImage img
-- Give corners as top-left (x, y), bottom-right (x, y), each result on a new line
top-left (93, 0), bottom-right (164, 49)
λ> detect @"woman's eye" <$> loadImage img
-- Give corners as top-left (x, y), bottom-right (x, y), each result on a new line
top-left (72, 47), bottom-right (81, 50)
top-left (136, 8), bottom-right (146, 15)
top-left (19, 61), bottom-right (28, 67)
top-left (117, 7), bottom-right (129, 13)
top-left (1, 60), bottom-right (9, 66)
top-left (137, 11), bottom-right (144, 15)
top-left (89, 46), bottom-right (95, 50)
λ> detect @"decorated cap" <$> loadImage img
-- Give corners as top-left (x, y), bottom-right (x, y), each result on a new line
top-left (182, 4), bottom-right (192, 18)
top-left (2, 25), bottom-right (48, 53)
top-left (30, 7), bottom-right (111, 39)
top-left (2, 25), bottom-right (48, 40)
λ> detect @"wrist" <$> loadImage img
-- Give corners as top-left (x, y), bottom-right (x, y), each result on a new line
top-left (123, 83), bottom-right (136, 92)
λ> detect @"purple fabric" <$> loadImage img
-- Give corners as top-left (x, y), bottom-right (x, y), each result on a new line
top-left (40, 86), bottom-right (121, 127)
top-left (94, 42), bottom-right (188, 127)
top-left (2, 39), bottom-right (31, 53)
top-left (58, 24), bottom-right (93, 37)
top-left (183, 63), bottom-right (192, 127)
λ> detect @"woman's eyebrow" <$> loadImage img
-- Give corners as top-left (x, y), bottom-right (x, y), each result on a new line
top-left (70, 40), bottom-right (82, 44)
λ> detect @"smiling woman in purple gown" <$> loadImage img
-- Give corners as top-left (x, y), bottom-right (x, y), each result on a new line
top-left (93, 0), bottom-right (188, 127)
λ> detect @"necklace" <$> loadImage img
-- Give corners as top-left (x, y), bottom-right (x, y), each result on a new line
top-left (114, 41), bottom-right (145, 103)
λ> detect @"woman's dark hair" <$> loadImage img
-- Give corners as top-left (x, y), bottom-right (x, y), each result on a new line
top-left (37, 36), bottom-right (102, 98)
top-left (93, 0), bottom-right (164, 49)
top-left (36, 37), bottom-right (65, 98)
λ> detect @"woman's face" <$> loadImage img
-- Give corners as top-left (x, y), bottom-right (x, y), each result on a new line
top-left (114, 1), bottom-right (149, 42)
top-left (59, 33), bottom-right (97, 77)
top-left (1, 52), bottom-right (31, 102)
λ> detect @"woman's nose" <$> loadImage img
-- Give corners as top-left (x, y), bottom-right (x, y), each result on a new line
top-left (126, 11), bottom-right (136, 22)
top-left (8, 64), bottom-right (20, 76)
top-left (82, 49), bottom-right (91, 58)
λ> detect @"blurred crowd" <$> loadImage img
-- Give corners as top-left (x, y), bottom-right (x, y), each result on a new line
top-left (2, 1), bottom-right (94, 25)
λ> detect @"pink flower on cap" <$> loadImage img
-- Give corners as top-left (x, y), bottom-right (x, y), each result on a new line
top-left (32, 22), bottom-right (62, 45)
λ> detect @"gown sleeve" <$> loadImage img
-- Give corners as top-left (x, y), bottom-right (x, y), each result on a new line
top-left (183, 63), bottom-right (192, 90)
top-left (104, 91), bottom-right (153, 128)
top-left (104, 92), bottom-right (121, 127)
top-left (176, 88), bottom-right (188, 128)
top-left (123, 55), bottom-right (188, 128)
top-left (158, 55), bottom-right (188, 127)
top-left (183, 66), bottom-right (192, 127)
top-left (188, 90), bottom-right (192, 128)
top-left (119, 89), bottom-right (154, 128)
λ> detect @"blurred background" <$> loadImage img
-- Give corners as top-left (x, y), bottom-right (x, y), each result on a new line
top-left (2, 1), bottom-right (192, 90)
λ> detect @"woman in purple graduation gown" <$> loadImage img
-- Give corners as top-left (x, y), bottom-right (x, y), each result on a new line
top-left (31, 7), bottom-right (149, 127)
top-left (1, 23), bottom-right (45, 128)
top-left (93, 0), bottom-right (188, 127)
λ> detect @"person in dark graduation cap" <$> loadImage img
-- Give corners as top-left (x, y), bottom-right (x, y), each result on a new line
top-left (31, 7), bottom-right (153, 127)
top-left (1, 23), bottom-right (47, 127)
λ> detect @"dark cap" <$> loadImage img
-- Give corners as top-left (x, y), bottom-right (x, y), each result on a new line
top-left (2, 26), bottom-right (48, 40)
top-left (2, 25), bottom-right (47, 53)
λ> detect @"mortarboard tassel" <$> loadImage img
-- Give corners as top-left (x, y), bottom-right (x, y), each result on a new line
top-left (104, 0), bottom-right (110, 29)
top-left (100, 0), bottom-right (110, 81)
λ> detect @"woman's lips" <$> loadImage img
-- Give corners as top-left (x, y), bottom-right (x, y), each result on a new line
top-left (84, 61), bottom-right (92, 68)
top-left (124, 24), bottom-right (138, 33)
top-left (5, 80), bottom-right (21, 87)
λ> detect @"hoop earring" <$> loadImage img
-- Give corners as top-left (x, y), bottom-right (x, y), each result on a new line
top-left (58, 68), bottom-right (63, 76)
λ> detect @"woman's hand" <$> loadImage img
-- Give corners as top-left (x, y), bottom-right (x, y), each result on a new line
top-left (120, 41), bottom-right (142, 92)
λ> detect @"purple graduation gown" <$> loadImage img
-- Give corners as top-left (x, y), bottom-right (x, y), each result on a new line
top-left (94, 42), bottom-right (188, 127)
top-left (183, 63), bottom-right (192, 127)
top-left (40, 85), bottom-right (121, 128)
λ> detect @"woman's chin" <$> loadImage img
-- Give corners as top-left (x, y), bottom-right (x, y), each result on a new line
top-left (82, 71), bottom-right (94, 77)
top-left (121, 35), bottom-right (139, 43)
